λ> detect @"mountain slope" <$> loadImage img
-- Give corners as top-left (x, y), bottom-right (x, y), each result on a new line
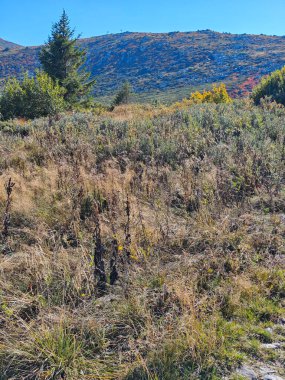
top-left (0, 38), bottom-right (22, 51)
top-left (1, 30), bottom-right (285, 98)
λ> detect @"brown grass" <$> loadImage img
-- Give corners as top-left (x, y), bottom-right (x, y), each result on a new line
top-left (0, 100), bottom-right (284, 379)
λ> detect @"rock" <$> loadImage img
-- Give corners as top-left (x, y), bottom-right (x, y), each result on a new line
top-left (263, 375), bottom-right (285, 380)
top-left (260, 367), bottom-right (276, 375)
top-left (261, 343), bottom-right (281, 349)
top-left (94, 294), bottom-right (121, 308)
top-left (237, 365), bottom-right (258, 380)
top-left (265, 327), bottom-right (273, 334)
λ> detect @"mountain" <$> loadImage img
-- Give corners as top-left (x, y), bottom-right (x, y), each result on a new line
top-left (1, 30), bottom-right (285, 99)
top-left (0, 38), bottom-right (22, 51)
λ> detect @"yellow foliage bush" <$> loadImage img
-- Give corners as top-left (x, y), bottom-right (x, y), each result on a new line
top-left (190, 83), bottom-right (232, 104)
top-left (171, 84), bottom-right (232, 110)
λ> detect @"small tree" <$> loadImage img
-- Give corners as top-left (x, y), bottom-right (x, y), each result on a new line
top-left (40, 10), bottom-right (95, 105)
top-left (251, 66), bottom-right (285, 105)
top-left (0, 71), bottom-right (66, 120)
top-left (112, 82), bottom-right (132, 107)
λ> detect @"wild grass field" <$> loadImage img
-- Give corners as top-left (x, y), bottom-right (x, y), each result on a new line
top-left (0, 100), bottom-right (284, 379)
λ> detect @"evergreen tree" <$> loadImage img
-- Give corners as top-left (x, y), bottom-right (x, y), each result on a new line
top-left (112, 82), bottom-right (132, 107)
top-left (40, 10), bottom-right (94, 104)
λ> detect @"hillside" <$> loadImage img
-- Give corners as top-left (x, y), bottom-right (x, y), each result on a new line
top-left (1, 30), bottom-right (285, 99)
top-left (0, 38), bottom-right (22, 51)
top-left (0, 101), bottom-right (284, 379)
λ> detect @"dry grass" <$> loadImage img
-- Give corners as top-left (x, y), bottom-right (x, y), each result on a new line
top-left (0, 100), bottom-right (284, 379)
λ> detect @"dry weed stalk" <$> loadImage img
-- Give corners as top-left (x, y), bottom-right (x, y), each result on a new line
top-left (109, 194), bottom-right (132, 287)
top-left (120, 194), bottom-right (132, 294)
top-left (109, 194), bottom-right (119, 285)
top-left (2, 178), bottom-right (15, 243)
top-left (110, 235), bottom-right (119, 285)
top-left (71, 158), bottom-right (84, 217)
top-left (93, 201), bottom-right (107, 293)
top-left (124, 194), bottom-right (131, 261)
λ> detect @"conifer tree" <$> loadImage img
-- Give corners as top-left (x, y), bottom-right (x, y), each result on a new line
top-left (112, 82), bottom-right (132, 106)
top-left (40, 10), bottom-right (94, 104)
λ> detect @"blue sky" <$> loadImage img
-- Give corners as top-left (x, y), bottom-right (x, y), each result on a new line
top-left (1, 0), bottom-right (285, 46)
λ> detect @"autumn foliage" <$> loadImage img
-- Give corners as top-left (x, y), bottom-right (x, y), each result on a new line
top-left (189, 83), bottom-right (232, 104)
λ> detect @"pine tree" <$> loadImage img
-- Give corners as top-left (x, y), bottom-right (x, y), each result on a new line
top-left (112, 82), bottom-right (132, 107)
top-left (40, 10), bottom-right (94, 104)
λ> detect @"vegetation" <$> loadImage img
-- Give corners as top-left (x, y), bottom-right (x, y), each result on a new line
top-left (0, 16), bottom-right (284, 378)
top-left (40, 10), bottom-right (94, 104)
top-left (169, 83), bottom-right (232, 110)
top-left (112, 81), bottom-right (133, 107)
top-left (0, 71), bottom-right (66, 120)
top-left (0, 98), bottom-right (284, 379)
top-left (252, 65), bottom-right (285, 105)
top-left (189, 83), bottom-right (232, 104)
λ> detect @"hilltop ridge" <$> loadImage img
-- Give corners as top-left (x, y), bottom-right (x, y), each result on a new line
top-left (1, 30), bottom-right (285, 98)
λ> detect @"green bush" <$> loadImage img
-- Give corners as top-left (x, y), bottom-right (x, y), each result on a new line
top-left (0, 71), bottom-right (66, 120)
top-left (0, 77), bottom-right (24, 120)
top-left (251, 66), bottom-right (285, 105)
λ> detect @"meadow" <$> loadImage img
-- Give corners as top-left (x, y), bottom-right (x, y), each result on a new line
top-left (0, 99), bottom-right (284, 379)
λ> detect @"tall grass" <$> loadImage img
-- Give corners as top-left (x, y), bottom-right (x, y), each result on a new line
top-left (0, 99), bottom-right (284, 379)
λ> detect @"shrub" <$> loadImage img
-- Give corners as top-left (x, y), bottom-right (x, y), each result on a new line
top-left (190, 84), bottom-right (232, 104)
top-left (251, 66), bottom-right (285, 105)
top-left (0, 77), bottom-right (24, 120)
top-left (0, 71), bottom-right (66, 120)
